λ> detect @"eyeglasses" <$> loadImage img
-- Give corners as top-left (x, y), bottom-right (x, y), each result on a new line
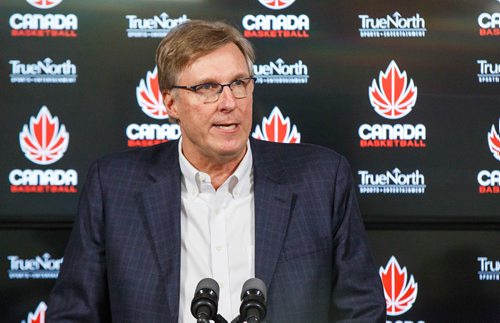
top-left (171, 77), bottom-right (256, 104)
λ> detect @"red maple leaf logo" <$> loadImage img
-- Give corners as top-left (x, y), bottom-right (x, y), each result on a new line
top-left (258, 0), bottom-right (296, 10)
top-left (19, 106), bottom-right (69, 165)
top-left (136, 67), bottom-right (169, 120)
top-left (488, 120), bottom-right (500, 162)
top-left (379, 256), bottom-right (418, 316)
top-left (252, 106), bottom-right (301, 143)
top-left (23, 301), bottom-right (47, 323)
top-left (26, 0), bottom-right (63, 9)
top-left (369, 60), bottom-right (417, 120)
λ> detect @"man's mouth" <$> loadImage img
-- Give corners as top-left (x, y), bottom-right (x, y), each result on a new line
top-left (214, 124), bottom-right (238, 130)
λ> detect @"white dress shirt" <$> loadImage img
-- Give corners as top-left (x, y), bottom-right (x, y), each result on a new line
top-left (178, 139), bottom-right (255, 323)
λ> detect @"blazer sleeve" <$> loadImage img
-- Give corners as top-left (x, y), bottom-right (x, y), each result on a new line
top-left (330, 156), bottom-right (386, 322)
top-left (46, 160), bottom-right (111, 322)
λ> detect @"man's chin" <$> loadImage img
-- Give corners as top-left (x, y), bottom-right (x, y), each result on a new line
top-left (213, 140), bottom-right (248, 159)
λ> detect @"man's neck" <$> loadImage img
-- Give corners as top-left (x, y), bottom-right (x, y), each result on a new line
top-left (181, 147), bottom-right (247, 190)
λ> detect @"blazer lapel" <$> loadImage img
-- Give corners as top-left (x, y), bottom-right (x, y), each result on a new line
top-left (138, 139), bottom-right (295, 317)
top-left (252, 140), bottom-right (295, 290)
top-left (140, 142), bottom-right (181, 320)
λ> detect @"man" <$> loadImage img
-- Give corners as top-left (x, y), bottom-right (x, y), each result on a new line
top-left (47, 20), bottom-right (386, 322)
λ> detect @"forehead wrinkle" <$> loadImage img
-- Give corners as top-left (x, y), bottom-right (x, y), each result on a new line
top-left (178, 43), bottom-right (250, 85)
top-left (193, 73), bottom-right (251, 86)
top-left (178, 67), bottom-right (249, 86)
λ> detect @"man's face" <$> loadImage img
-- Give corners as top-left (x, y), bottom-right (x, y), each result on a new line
top-left (163, 42), bottom-right (253, 166)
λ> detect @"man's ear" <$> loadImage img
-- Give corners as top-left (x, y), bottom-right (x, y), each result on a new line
top-left (162, 90), bottom-right (179, 120)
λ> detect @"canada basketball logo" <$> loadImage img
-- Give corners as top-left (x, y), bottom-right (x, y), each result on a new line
top-left (127, 67), bottom-right (180, 147)
top-left (488, 119), bottom-right (500, 161)
top-left (21, 301), bottom-right (46, 323)
top-left (379, 256), bottom-right (418, 316)
top-left (477, 119), bottom-right (500, 194)
top-left (478, 12), bottom-right (500, 36)
top-left (136, 67), bottom-right (168, 120)
top-left (26, 0), bottom-right (63, 9)
top-left (243, 1), bottom-right (309, 38)
top-left (252, 106), bottom-right (301, 143)
top-left (369, 60), bottom-right (418, 120)
top-left (19, 106), bottom-right (69, 165)
top-left (359, 60), bottom-right (425, 148)
top-left (10, 106), bottom-right (77, 193)
top-left (10, 0), bottom-right (77, 38)
top-left (258, 0), bottom-right (296, 10)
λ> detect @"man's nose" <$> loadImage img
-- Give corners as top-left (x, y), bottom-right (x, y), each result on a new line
top-left (217, 85), bottom-right (237, 110)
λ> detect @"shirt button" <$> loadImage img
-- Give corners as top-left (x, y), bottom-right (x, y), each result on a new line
top-left (216, 245), bottom-right (223, 251)
top-left (220, 282), bottom-right (225, 288)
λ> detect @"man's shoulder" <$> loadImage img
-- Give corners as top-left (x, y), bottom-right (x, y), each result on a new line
top-left (251, 139), bottom-right (345, 163)
top-left (250, 139), bottom-right (352, 181)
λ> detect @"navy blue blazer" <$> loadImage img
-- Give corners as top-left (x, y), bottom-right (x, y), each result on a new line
top-left (47, 139), bottom-right (386, 322)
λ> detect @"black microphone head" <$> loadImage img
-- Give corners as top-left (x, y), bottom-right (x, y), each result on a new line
top-left (191, 278), bottom-right (220, 320)
top-left (195, 277), bottom-right (220, 297)
top-left (240, 278), bottom-right (267, 322)
top-left (241, 278), bottom-right (267, 301)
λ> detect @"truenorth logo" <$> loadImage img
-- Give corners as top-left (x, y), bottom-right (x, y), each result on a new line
top-left (380, 256), bottom-right (418, 316)
top-left (358, 168), bottom-right (426, 194)
top-left (253, 59), bottom-right (309, 84)
top-left (10, 58), bottom-right (77, 84)
top-left (358, 12), bottom-right (426, 38)
top-left (477, 59), bottom-right (500, 83)
top-left (7, 253), bottom-right (62, 279)
top-left (477, 257), bottom-right (500, 281)
top-left (125, 13), bottom-right (188, 38)
top-left (252, 106), bottom-right (301, 143)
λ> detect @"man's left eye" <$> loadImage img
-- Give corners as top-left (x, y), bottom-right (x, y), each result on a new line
top-left (196, 83), bottom-right (217, 91)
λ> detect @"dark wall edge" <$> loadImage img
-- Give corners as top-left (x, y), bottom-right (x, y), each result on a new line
top-left (1, 215), bottom-right (499, 230)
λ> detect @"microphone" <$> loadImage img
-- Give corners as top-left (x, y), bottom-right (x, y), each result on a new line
top-left (238, 278), bottom-right (267, 323)
top-left (191, 278), bottom-right (220, 323)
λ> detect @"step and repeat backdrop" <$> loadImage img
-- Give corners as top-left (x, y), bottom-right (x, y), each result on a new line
top-left (1, 228), bottom-right (499, 322)
top-left (1, 0), bottom-right (499, 322)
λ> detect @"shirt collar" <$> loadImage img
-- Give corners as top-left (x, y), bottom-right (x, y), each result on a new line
top-left (178, 137), bottom-right (253, 199)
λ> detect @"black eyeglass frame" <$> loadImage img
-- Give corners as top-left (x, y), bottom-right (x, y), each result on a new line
top-left (170, 77), bottom-right (256, 103)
